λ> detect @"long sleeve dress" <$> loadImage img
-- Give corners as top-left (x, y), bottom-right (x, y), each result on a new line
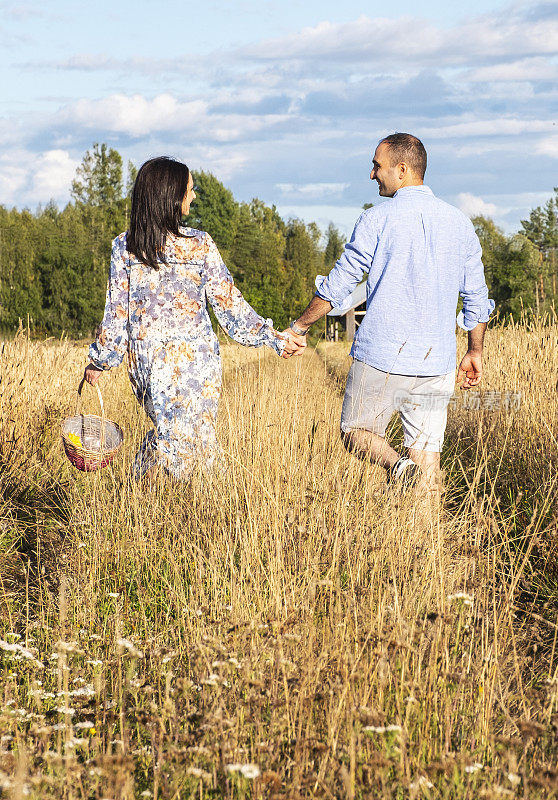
top-left (89, 227), bottom-right (285, 479)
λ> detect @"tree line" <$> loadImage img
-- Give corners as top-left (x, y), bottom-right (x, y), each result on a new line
top-left (0, 144), bottom-right (344, 337)
top-left (0, 143), bottom-right (556, 338)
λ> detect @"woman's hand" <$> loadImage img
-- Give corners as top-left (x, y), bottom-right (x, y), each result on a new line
top-left (280, 330), bottom-right (307, 358)
top-left (84, 363), bottom-right (103, 386)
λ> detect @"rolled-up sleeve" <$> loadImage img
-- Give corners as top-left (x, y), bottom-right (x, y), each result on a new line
top-left (316, 212), bottom-right (376, 307)
top-left (88, 238), bottom-right (129, 369)
top-left (204, 234), bottom-right (285, 356)
top-left (458, 224), bottom-right (495, 331)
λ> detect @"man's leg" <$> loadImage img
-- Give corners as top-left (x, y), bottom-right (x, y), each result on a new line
top-left (401, 372), bottom-right (455, 496)
top-left (407, 449), bottom-right (440, 493)
top-left (341, 428), bottom-right (400, 470)
top-left (340, 360), bottom-right (420, 486)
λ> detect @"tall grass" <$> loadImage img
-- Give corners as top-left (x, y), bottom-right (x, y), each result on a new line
top-left (0, 318), bottom-right (556, 799)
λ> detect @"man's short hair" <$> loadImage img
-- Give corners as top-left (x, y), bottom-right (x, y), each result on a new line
top-left (379, 133), bottom-right (427, 180)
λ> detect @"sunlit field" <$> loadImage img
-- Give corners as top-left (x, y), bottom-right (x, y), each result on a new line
top-left (0, 317), bottom-right (557, 799)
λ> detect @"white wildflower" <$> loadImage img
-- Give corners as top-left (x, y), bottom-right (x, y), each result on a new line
top-left (447, 592), bottom-right (474, 607)
top-left (108, 592), bottom-right (120, 599)
top-left (187, 767), bottom-right (204, 779)
top-left (228, 657), bottom-right (241, 668)
top-left (116, 638), bottom-right (144, 658)
top-left (226, 763), bottom-right (243, 773)
top-left (465, 762), bottom-right (483, 774)
top-left (55, 640), bottom-right (81, 654)
top-left (66, 737), bottom-right (88, 747)
top-left (0, 639), bottom-right (43, 667)
top-left (140, 791), bottom-right (153, 798)
top-left (90, 634), bottom-right (102, 641)
top-left (201, 673), bottom-right (220, 686)
top-left (75, 721), bottom-right (95, 730)
top-left (85, 659), bottom-right (103, 667)
top-left (5, 633), bottom-right (21, 641)
top-left (363, 724), bottom-right (402, 734)
top-left (69, 685), bottom-right (95, 698)
top-left (56, 707), bottom-right (75, 716)
top-left (241, 764), bottom-right (261, 779)
top-left (410, 775), bottom-right (434, 790)
top-left (507, 773), bottom-right (521, 786)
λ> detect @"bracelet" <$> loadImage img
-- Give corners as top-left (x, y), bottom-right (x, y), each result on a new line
top-left (289, 321), bottom-right (309, 336)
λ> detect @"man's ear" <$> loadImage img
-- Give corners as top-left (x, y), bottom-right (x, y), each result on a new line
top-left (398, 162), bottom-right (408, 178)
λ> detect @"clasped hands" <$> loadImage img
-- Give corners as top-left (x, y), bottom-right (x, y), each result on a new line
top-left (280, 326), bottom-right (307, 359)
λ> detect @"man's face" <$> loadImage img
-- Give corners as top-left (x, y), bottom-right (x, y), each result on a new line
top-left (370, 142), bottom-right (402, 197)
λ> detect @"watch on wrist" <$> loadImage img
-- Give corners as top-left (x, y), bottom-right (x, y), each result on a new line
top-left (289, 320), bottom-right (309, 336)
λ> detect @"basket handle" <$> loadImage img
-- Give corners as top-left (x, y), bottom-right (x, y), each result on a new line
top-left (76, 377), bottom-right (105, 419)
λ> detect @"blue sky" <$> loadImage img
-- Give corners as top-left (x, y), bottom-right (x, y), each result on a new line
top-left (1, 0), bottom-right (557, 235)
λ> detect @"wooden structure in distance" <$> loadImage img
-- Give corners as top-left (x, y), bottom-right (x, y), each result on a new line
top-left (326, 281), bottom-right (367, 344)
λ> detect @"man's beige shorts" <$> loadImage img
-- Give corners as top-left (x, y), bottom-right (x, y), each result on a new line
top-left (341, 360), bottom-right (456, 453)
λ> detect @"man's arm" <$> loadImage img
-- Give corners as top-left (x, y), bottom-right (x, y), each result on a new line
top-left (290, 295), bottom-right (333, 334)
top-left (457, 321), bottom-right (486, 389)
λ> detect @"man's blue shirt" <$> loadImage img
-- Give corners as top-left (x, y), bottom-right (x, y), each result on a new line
top-left (316, 185), bottom-right (494, 376)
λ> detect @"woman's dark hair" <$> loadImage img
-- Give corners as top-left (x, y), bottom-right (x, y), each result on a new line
top-left (127, 156), bottom-right (190, 269)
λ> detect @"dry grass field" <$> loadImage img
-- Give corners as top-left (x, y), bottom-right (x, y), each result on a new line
top-left (0, 318), bottom-right (557, 799)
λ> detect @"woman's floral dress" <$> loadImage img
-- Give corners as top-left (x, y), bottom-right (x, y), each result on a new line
top-left (89, 227), bottom-right (285, 479)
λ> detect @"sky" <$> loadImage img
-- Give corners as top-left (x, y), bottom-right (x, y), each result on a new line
top-left (1, 0), bottom-right (557, 236)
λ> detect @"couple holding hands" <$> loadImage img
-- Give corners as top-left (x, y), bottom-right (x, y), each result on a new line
top-left (86, 135), bottom-right (493, 493)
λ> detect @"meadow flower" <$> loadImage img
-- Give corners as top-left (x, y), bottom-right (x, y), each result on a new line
top-left (75, 721), bottom-right (95, 730)
top-left (363, 724), bottom-right (402, 734)
top-left (56, 707), bottom-right (75, 715)
top-left (69, 685), bottom-right (95, 698)
top-left (116, 638), bottom-right (144, 658)
top-left (85, 659), bottom-right (103, 666)
top-left (241, 764), bottom-right (261, 779)
top-left (447, 592), bottom-right (474, 606)
top-left (226, 763), bottom-right (261, 779)
top-left (465, 762), bottom-right (483, 773)
top-left (0, 639), bottom-right (44, 667)
top-left (507, 773), bottom-right (521, 786)
top-left (410, 776), bottom-right (434, 789)
top-left (108, 592), bottom-right (120, 599)
top-left (201, 673), bottom-right (220, 686)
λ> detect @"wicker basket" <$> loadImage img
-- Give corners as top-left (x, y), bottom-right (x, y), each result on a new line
top-left (61, 379), bottom-right (123, 472)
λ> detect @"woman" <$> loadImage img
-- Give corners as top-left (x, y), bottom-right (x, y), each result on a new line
top-left (84, 156), bottom-right (303, 480)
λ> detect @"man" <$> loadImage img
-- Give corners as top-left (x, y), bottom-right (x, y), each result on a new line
top-left (287, 133), bottom-right (494, 491)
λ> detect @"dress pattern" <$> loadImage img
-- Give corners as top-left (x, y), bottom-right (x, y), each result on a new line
top-left (89, 227), bottom-right (285, 479)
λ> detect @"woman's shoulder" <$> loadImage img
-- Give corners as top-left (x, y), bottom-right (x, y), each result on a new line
top-left (177, 225), bottom-right (207, 242)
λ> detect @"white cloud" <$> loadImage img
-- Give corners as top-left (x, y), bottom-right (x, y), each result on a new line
top-left (422, 118), bottom-right (557, 139)
top-left (243, 4), bottom-right (558, 65)
top-left (32, 150), bottom-right (79, 199)
top-left (276, 182), bottom-right (350, 198)
top-left (456, 192), bottom-right (498, 219)
top-left (464, 57), bottom-right (558, 83)
top-left (0, 148), bottom-right (79, 206)
top-left (536, 134), bottom-right (558, 158)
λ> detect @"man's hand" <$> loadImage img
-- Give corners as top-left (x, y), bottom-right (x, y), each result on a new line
top-left (84, 363), bottom-right (103, 386)
top-left (457, 351), bottom-right (482, 389)
top-left (280, 329), bottom-right (307, 359)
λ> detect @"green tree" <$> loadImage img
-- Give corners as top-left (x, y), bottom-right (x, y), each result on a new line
top-left (183, 171), bottom-right (239, 258)
top-left (71, 143), bottom-right (123, 208)
top-left (473, 216), bottom-right (539, 318)
top-left (520, 188), bottom-right (558, 308)
top-left (324, 223), bottom-right (345, 269)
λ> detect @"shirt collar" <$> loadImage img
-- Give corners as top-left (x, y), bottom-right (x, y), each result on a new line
top-left (393, 185), bottom-right (433, 197)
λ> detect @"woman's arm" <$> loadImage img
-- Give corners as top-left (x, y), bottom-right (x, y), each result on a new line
top-left (203, 233), bottom-right (290, 355)
top-left (87, 237), bottom-right (130, 377)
